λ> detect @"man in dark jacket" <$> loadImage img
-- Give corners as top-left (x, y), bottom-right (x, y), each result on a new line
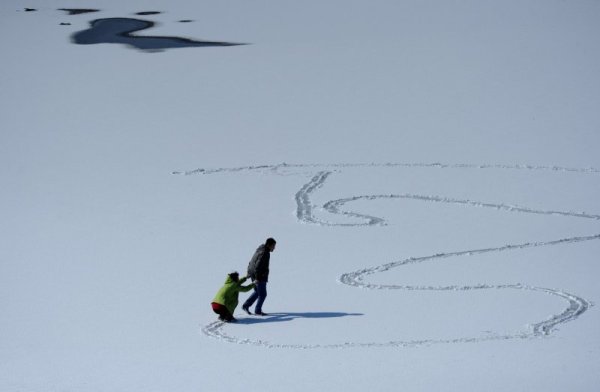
top-left (242, 238), bottom-right (276, 316)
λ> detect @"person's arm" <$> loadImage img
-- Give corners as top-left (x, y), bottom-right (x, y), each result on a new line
top-left (238, 278), bottom-right (255, 292)
top-left (239, 283), bottom-right (255, 292)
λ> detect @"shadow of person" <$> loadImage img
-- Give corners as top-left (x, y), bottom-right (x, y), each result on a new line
top-left (236, 312), bottom-right (363, 325)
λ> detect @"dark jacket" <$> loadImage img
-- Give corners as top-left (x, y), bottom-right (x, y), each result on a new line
top-left (247, 244), bottom-right (270, 282)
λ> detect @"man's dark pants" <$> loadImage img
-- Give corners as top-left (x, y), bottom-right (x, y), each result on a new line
top-left (243, 281), bottom-right (267, 313)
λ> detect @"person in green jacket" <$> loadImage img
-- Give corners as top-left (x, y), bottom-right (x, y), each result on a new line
top-left (211, 272), bottom-right (255, 322)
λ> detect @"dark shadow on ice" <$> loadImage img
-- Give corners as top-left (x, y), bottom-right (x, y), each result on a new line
top-left (71, 18), bottom-right (247, 51)
top-left (236, 312), bottom-right (363, 325)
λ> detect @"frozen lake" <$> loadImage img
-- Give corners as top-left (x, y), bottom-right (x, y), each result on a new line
top-left (2, 1), bottom-right (599, 391)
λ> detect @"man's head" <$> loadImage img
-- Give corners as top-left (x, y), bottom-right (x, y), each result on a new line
top-left (265, 237), bottom-right (277, 252)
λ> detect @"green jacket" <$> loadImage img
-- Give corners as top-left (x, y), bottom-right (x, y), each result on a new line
top-left (212, 275), bottom-right (255, 314)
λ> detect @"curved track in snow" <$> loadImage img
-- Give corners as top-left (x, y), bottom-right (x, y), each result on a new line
top-left (179, 162), bottom-right (599, 348)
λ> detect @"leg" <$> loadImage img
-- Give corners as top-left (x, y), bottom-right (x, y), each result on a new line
top-left (243, 286), bottom-right (259, 309)
top-left (211, 302), bottom-right (234, 322)
top-left (254, 282), bottom-right (268, 314)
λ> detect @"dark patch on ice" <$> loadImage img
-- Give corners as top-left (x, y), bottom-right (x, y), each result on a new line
top-left (59, 8), bottom-right (100, 15)
top-left (71, 18), bottom-right (247, 51)
top-left (135, 11), bottom-right (162, 16)
top-left (179, 20), bottom-right (194, 23)
top-left (24, 8), bottom-right (37, 12)
top-left (60, 23), bottom-right (72, 26)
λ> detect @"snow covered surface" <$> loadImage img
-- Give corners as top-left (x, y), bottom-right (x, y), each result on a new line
top-left (2, 1), bottom-right (600, 391)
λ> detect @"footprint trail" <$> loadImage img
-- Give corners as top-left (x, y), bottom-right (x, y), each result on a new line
top-left (179, 162), bottom-right (599, 348)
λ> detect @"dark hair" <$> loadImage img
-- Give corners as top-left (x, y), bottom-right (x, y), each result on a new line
top-left (228, 271), bottom-right (240, 281)
top-left (265, 238), bottom-right (276, 246)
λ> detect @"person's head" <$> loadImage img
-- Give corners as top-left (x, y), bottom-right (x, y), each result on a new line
top-left (265, 237), bottom-right (277, 252)
top-left (228, 271), bottom-right (240, 282)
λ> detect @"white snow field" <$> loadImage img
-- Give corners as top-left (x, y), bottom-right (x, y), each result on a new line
top-left (2, 1), bottom-right (600, 391)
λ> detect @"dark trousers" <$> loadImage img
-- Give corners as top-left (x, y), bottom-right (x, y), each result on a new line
top-left (243, 281), bottom-right (267, 313)
top-left (211, 302), bottom-right (234, 322)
